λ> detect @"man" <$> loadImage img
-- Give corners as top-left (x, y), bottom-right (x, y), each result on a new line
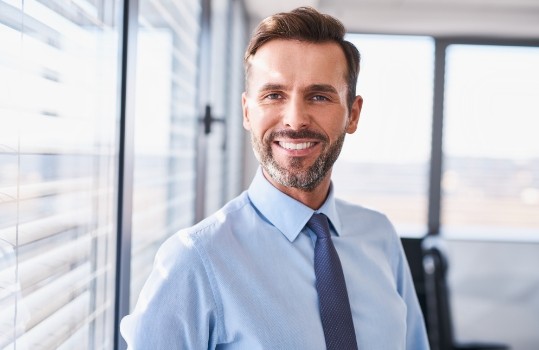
top-left (121, 7), bottom-right (429, 349)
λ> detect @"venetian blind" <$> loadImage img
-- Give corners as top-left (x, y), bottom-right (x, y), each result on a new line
top-left (0, 0), bottom-right (121, 349)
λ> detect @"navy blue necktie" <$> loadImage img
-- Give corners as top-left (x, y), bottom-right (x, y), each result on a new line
top-left (308, 213), bottom-right (358, 350)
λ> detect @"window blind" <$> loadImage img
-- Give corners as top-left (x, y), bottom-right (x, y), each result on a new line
top-left (0, 1), bottom-right (120, 348)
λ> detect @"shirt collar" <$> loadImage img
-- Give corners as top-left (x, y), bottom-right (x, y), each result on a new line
top-left (247, 168), bottom-right (343, 242)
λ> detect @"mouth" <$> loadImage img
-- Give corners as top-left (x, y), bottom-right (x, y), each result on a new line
top-left (272, 140), bottom-right (321, 158)
top-left (278, 141), bottom-right (316, 150)
top-left (267, 129), bottom-right (326, 157)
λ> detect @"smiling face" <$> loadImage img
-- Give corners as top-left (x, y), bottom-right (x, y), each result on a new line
top-left (242, 39), bottom-right (362, 204)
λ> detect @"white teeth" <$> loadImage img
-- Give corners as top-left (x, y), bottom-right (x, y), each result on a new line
top-left (279, 142), bottom-right (313, 150)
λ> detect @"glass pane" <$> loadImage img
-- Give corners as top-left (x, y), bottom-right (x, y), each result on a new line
top-left (0, 0), bottom-right (121, 348)
top-left (130, 0), bottom-right (201, 308)
top-left (333, 34), bottom-right (434, 235)
top-left (443, 44), bottom-right (539, 238)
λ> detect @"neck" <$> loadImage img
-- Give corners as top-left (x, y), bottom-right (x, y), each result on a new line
top-left (262, 169), bottom-right (332, 210)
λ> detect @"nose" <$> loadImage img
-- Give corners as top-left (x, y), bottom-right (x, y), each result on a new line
top-left (282, 97), bottom-right (310, 130)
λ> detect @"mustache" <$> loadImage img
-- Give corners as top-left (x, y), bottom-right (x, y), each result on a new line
top-left (268, 129), bottom-right (328, 142)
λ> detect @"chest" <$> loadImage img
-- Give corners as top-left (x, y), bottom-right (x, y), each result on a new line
top-left (208, 228), bottom-right (407, 349)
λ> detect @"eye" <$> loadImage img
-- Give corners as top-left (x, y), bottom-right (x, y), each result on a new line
top-left (265, 93), bottom-right (282, 100)
top-left (311, 95), bottom-right (330, 102)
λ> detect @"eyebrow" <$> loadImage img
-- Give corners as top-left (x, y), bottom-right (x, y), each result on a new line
top-left (306, 84), bottom-right (339, 95)
top-left (258, 83), bottom-right (286, 93)
top-left (258, 83), bottom-right (339, 95)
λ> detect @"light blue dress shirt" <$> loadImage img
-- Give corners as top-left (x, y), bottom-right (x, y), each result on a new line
top-left (121, 169), bottom-right (430, 349)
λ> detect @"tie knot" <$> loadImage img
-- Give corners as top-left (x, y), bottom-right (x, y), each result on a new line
top-left (307, 213), bottom-right (331, 239)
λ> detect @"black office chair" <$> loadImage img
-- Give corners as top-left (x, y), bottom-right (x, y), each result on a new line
top-left (401, 237), bottom-right (428, 320)
top-left (421, 237), bottom-right (509, 350)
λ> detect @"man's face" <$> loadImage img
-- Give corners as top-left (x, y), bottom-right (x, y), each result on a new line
top-left (242, 39), bottom-right (362, 192)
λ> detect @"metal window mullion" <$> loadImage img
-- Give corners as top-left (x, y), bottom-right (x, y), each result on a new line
top-left (114, 0), bottom-right (138, 349)
top-left (427, 39), bottom-right (448, 235)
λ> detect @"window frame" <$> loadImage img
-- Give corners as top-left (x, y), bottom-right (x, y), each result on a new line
top-left (428, 37), bottom-right (539, 237)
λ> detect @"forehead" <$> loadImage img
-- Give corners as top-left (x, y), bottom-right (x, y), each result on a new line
top-left (247, 39), bottom-right (348, 89)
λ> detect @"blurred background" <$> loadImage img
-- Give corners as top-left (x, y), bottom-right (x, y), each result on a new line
top-left (0, 0), bottom-right (538, 349)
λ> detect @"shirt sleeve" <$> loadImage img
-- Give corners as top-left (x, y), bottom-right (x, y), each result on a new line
top-left (120, 232), bottom-right (223, 349)
top-left (394, 237), bottom-right (431, 350)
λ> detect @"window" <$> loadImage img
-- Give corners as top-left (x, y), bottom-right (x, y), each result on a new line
top-left (128, 0), bottom-right (248, 309)
top-left (0, 0), bottom-right (121, 348)
top-left (129, 0), bottom-right (202, 307)
top-left (442, 44), bottom-right (539, 239)
top-left (333, 34), bottom-right (434, 235)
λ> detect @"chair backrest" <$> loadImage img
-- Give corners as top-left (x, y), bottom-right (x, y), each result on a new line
top-left (401, 237), bottom-right (428, 321)
top-left (422, 238), bottom-right (454, 350)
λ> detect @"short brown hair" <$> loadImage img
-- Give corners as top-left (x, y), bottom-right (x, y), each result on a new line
top-left (244, 7), bottom-right (360, 110)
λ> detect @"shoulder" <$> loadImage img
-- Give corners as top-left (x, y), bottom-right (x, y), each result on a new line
top-left (160, 191), bottom-right (253, 261)
top-left (335, 198), bottom-right (408, 280)
top-left (144, 191), bottom-right (254, 307)
top-left (334, 197), bottom-right (402, 256)
top-left (335, 197), bottom-right (395, 232)
top-left (185, 191), bottom-right (253, 238)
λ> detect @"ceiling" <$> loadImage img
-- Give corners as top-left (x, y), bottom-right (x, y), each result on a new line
top-left (242, 0), bottom-right (539, 39)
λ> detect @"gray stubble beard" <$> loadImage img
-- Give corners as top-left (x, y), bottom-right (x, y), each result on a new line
top-left (250, 131), bottom-right (346, 192)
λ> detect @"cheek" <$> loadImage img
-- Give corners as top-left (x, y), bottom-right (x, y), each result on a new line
top-left (317, 113), bottom-right (349, 139)
top-left (249, 106), bottom-right (278, 136)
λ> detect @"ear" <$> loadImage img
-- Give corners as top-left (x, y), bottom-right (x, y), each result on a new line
top-left (345, 95), bottom-right (363, 134)
top-left (242, 92), bottom-right (251, 131)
